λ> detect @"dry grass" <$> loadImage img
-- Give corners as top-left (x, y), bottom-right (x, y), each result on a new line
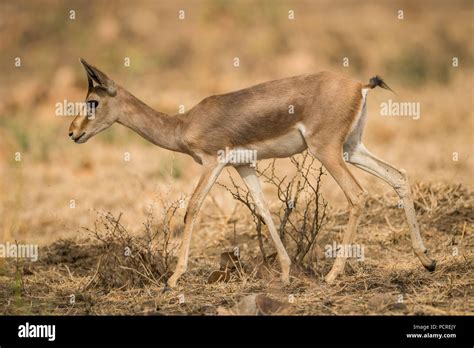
top-left (1, 0), bottom-right (472, 245)
top-left (0, 182), bottom-right (472, 315)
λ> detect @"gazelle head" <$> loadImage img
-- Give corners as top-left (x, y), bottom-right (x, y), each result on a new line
top-left (69, 59), bottom-right (120, 143)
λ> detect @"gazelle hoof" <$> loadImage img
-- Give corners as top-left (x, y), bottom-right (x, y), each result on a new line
top-left (420, 250), bottom-right (436, 272)
top-left (424, 259), bottom-right (436, 272)
top-left (324, 272), bottom-right (338, 284)
top-left (281, 275), bottom-right (290, 285)
top-left (167, 277), bottom-right (179, 289)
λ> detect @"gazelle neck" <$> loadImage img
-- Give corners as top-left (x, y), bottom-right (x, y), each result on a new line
top-left (116, 87), bottom-right (186, 153)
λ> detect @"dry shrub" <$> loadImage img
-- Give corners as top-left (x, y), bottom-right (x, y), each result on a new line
top-left (86, 198), bottom-right (184, 290)
top-left (220, 151), bottom-right (329, 269)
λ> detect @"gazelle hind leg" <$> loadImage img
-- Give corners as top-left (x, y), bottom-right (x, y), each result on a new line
top-left (236, 165), bottom-right (291, 284)
top-left (345, 143), bottom-right (436, 271)
top-left (306, 144), bottom-right (368, 284)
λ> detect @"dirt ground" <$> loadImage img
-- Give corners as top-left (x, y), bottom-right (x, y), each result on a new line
top-left (1, 182), bottom-right (472, 315)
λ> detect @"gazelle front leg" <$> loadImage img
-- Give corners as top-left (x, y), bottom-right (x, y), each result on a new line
top-left (345, 143), bottom-right (436, 271)
top-left (167, 161), bottom-right (225, 288)
top-left (236, 165), bottom-right (291, 284)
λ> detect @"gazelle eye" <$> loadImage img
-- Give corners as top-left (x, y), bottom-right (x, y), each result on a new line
top-left (86, 100), bottom-right (99, 116)
top-left (87, 100), bottom-right (99, 109)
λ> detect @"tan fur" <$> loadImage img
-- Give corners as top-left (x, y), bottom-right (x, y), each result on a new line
top-left (70, 59), bottom-right (435, 288)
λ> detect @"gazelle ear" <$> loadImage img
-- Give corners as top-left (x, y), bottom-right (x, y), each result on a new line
top-left (79, 58), bottom-right (117, 96)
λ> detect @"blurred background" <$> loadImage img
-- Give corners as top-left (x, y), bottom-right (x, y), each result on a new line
top-left (0, 0), bottom-right (472, 245)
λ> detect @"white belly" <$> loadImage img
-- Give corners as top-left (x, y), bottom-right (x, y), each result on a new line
top-left (244, 128), bottom-right (308, 160)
